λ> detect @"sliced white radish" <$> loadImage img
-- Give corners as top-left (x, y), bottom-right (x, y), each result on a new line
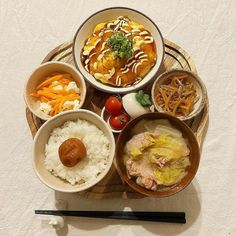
top-left (122, 93), bottom-right (149, 118)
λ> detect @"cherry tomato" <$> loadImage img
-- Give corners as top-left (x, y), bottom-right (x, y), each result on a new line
top-left (105, 96), bottom-right (122, 115)
top-left (109, 113), bottom-right (130, 130)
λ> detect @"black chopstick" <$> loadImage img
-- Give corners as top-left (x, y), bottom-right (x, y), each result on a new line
top-left (35, 210), bottom-right (186, 224)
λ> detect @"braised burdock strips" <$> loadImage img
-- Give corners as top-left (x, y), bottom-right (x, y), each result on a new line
top-left (155, 74), bottom-right (198, 117)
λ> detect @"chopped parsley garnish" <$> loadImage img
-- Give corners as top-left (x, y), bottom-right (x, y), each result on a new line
top-left (107, 32), bottom-right (133, 59)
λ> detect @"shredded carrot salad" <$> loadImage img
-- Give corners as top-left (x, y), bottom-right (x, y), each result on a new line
top-left (30, 73), bottom-right (81, 116)
top-left (155, 74), bottom-right (198, 117)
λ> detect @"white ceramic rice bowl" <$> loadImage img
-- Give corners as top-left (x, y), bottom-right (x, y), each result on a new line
top-left (33, 110), bottom-right (115, 192)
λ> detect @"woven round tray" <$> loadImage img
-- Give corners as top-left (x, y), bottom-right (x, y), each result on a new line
top-left (26, 39), bottom-right (209, 199)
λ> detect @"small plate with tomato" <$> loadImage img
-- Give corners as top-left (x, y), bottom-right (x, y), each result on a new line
top-left (101, 96), bottom-right (130, 133)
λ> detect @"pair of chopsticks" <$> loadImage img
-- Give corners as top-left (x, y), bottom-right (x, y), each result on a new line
top-left (35, 210), bottom-right (186, 224)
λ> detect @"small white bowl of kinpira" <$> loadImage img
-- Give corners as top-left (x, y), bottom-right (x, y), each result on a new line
top-left (24, 61), bottom-right (86, 120)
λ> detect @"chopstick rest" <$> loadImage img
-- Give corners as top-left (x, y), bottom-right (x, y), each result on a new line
top-left (39, 200), bottom-right (68, 229)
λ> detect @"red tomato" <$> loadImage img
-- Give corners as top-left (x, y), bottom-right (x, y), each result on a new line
top-left (105, 96), bottom-right (122, 115)
top-left (109, 113), bottom-right (130, 130)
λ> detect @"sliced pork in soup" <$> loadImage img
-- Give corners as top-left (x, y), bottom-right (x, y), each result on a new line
top-left (123, 120), bottom-right (191, 191)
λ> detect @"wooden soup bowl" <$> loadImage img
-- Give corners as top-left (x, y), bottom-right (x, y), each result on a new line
top-left (115, 112), bottom-right (200, 197)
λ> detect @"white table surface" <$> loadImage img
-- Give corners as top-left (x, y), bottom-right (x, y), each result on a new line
top-left (1, 0), bottom-right (236, 235)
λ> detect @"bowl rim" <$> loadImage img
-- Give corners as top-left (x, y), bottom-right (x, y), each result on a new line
top-left (24, 61), bottom-right (87, 121)
top-left (115, 112), bottom-right (200, 197)
top-left (72, 6), bottom-right (165, 94)
top-left (100, 107), bottom-right (122, 133)
top-left (32, 109), bottom-right (116, 193)
top-left (151, 68), bottom-right (207, 121)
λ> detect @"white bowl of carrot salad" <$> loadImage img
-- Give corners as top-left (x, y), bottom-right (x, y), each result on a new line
top-left (24, 61), bottom-right (86, 120)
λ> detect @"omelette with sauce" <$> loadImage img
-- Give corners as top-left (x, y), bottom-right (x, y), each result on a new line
top-left (81, 16), bottom-right (157, 87)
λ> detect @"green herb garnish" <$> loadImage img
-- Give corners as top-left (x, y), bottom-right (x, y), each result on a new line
top-left (135, 90), bottom-right (152, 107)
top-left (107, 32), bottom-right (133, 59)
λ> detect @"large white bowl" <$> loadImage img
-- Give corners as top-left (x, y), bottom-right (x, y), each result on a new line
top-left (24, 61), bottom-right (87, 120)
top-left (33, 110), bottom-right (115, 193)
top-left (73, 7), bottom-right (164, 94)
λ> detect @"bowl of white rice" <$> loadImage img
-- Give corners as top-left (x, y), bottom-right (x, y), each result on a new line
top-left (33, 109), bottom-right (115, 192)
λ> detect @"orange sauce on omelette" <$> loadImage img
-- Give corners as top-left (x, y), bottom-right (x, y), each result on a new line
top-left (81, 16), bottom-right (157, 87)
